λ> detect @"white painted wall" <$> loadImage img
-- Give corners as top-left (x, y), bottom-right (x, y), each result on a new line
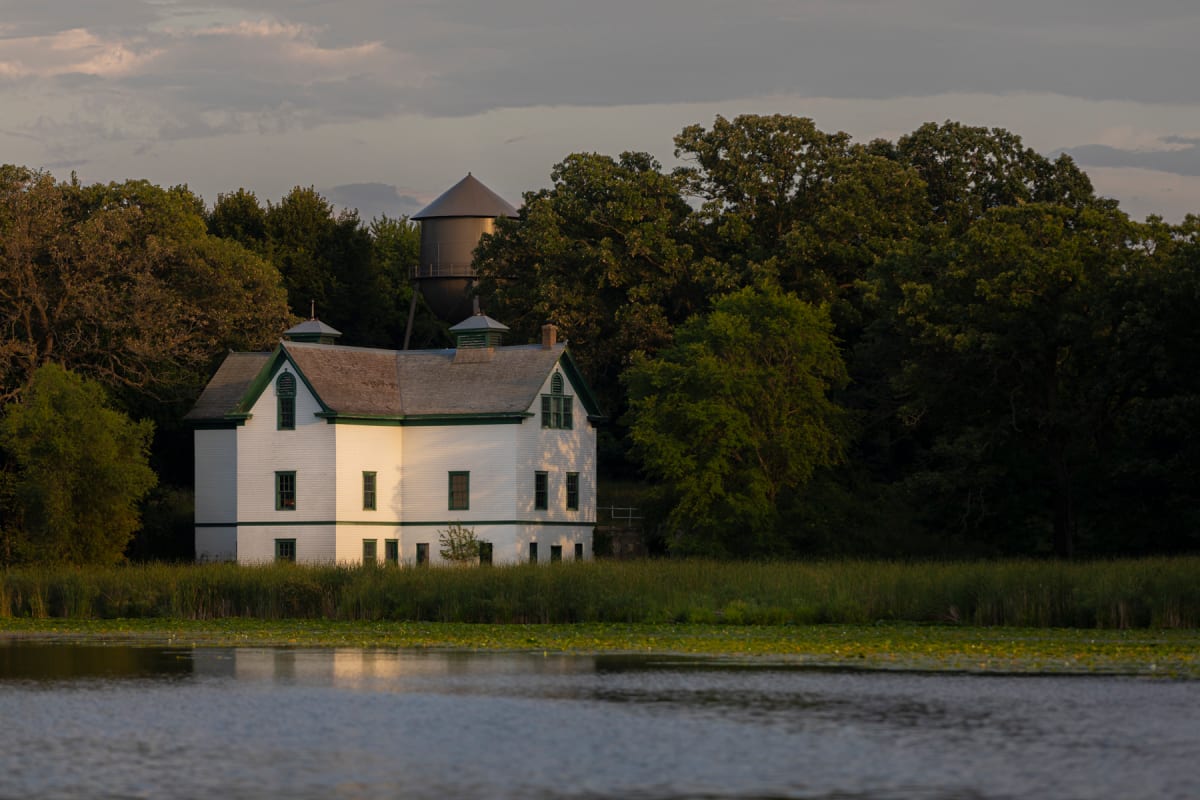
top-left (399, 424), bottom-right (520, 521)
top-left (195, 526), bottom-right (236, 562)
top-left (194, 428), bottom-right (238, 561)
top-left (236, 364), bottom-right (336, 563)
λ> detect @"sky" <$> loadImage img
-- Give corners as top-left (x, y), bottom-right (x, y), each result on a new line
top-left (2, 1), bottom-right (1199, 223)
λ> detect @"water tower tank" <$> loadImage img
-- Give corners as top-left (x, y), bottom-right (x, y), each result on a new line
top-left (411, 174), bottom-right (518, 322)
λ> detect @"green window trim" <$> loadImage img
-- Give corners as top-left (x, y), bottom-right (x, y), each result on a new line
top-left (275, 471), bottom-right (297, 511)
top-left (276, 372), bottom-right (297, 430)
top-left (550, 544), bottom-right (563, 562)
top-left (448, 471), bottom-right (470, 510)
top-left (566, 472), bottom-right (579, 510)
top-left (541, 372), bottom-right (573, 429)
top-left (478, 541), bottom-right (493, 565)
top-left (534, 471), bottom-right (548, 510)
top-left (385, 539), bottom-right (399, 564)
top-left (275, 538), bottom-right (296, 562)
top-left (416, 542), bottom-right (430, 565)
top-left (362, 538), bottom-right (377, 563)
top-left (362, 471), bottom-right (377, 511)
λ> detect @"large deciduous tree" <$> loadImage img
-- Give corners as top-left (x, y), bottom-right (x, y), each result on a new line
top-left (0, 363), bottom-right (157, 564)
top-left (623, 285), bottom-right (848, 556)
top-left (0, 167), bottom-right (293, 406)
top-left (474, 152), bottom-right (729, 414)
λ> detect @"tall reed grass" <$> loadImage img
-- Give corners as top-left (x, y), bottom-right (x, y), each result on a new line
top-left (2, 558), bottom-right (1197, 628)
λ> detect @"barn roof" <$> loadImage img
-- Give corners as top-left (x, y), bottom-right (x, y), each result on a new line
top-left (185, 340), bottom-right (601, 425)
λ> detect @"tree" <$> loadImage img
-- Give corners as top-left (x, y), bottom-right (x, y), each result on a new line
top-left (623, 285), bottom-right (848, 556)
top-left (0, 168), bottom-right (293, 406)
top-left (0, 363), bottom-right (157, 564)
top-left (890, 203), bottom-right (1141, 557)
top-left (894, 121), bottom-right (1100, 232)
top-left (438, 522), bottom-right (480, 563)
top-left (474, 151), bottom-right (729, 417)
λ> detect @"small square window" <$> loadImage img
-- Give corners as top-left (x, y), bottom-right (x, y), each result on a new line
top-left (534, 471), bottom-right (548, 510)
top-left (275, 538), bottom-right (296, 562)
top-left (275, 471), bottom-right (296, 511)
top-left (385, 539), bottom-right (399, 564)
top-left (363, 471), bottom-right (377, 511)
top-left (550, 545), bottom-right (562, 562)
top-left (566, 472), bottom-right (579, 510)
top-left (363, 539), bottom-right (377, 563)
top-left (448, 472), bottom-right (469, 510)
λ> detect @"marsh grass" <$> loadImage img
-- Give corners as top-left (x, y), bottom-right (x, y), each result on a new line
top-left (1, 558), bottom-right (1197, 628)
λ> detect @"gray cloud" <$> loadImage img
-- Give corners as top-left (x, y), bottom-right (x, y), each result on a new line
top-left (324, 183), bottom-right (424, 221)
top-left (1064, 143), bottom-right (1200, 178)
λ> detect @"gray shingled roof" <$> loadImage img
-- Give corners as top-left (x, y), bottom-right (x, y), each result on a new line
top-left (412, 174), bottom-right (518, 220)
top-left (186, 341), bottom-right (574, 421)
top-left (184, 352), bottom-right (271, 421)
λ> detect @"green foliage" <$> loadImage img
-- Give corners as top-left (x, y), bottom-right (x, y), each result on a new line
top-left (2, 558), bottom-right (1199, 632)
top-left (623, 285), bottom-right (848, 555)
top-left (0, 364), bottom-right (157, 565)
top-left (438, 522), bottom-right (481, 563)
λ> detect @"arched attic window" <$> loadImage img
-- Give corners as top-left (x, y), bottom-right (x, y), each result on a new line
top-left (277, 372), bottom-right (297, 430)
top-left (541, 372), bottom-right (572, 430)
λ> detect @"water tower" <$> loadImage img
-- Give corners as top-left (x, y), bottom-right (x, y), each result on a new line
top-left (405, 173), bottom-right (518, 346)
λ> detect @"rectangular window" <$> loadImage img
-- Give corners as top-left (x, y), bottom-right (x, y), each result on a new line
top-left (550, 545), bottom-right (562, 562)
top-left (385, 539), bottom-right (399, 565)
top-left (278, 397), bottom-right (295, 430)
top-left (416, 542), bottom-right (429, 566)
top-left (540, 395), bottom-right (573, 429)
top-left (566, 473), bottom-right (579, 510)
top-left (362, 471), bottom-right (377, 510)
top-left (362, 539), bottom-right (377, 564)
top-left (528, 542), bottom-right (538, 563)
top-left (574, 542), bottom-right (584, 560)
top-left (448, 471), bottom-right (470, 510)
top-left (534, 471), bottom-right (548, 510)
top-left (275, 538), bottom-right (296, 562)
top-left (275, 471), bottom-right (296, 510)
top-left (478, 541), bottom-right (493, 566)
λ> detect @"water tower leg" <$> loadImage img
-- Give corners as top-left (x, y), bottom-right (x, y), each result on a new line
top-left (402, 281), bottom-right (421, 350)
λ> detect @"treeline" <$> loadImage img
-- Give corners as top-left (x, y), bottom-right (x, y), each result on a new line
top-left (473, 116), bottom-right (1200, 560)
top-left (0, 167), bottom-right (438, 565)
top-left (2, 114), bottom-right (1199, 564)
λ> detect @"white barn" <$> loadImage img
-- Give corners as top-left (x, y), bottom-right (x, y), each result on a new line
top-left (186, 315), bottom-right (601, 565)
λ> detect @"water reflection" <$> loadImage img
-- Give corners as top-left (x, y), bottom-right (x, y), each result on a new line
top-left (0, 639), bottom-right (1196, 800)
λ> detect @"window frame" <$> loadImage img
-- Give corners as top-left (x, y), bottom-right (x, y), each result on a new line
top-left (534, 471), bottom-right (548, 510)
top-left (478, 541), bottom-right (493, 566)
top-left (416, 542), bottom-right (429, 566)
top-left (362, 538), bottom-right (377, 564)
top-left (275, 471), bottom-right (297, 511)
top-left (550, 544), bottom-right (563, 562)
top-left (540, 372), bottom-right (574, 430)
top-left (275, 538), bottom-right (296, 562)
top-left (574, 542), bottom-right (584, 560)
top-left (385, 539), bottom-right (399, 565)
top-left (528, 541), bottom-right (538, 563)
top-left (565, 472), bottom-right (579, 511)
top-left (448, 471), bottom-right (470, 511)
top-left (276, 372), bottom-right (297, 431)
top-left (362, 471), bottom-right (377, 511)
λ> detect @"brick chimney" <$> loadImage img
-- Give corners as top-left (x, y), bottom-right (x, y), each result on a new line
top-left (541, 323), bottom-right (558, 349)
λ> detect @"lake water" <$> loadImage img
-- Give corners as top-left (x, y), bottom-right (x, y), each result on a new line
top-left (0, 640), bottom-right (1197, 800)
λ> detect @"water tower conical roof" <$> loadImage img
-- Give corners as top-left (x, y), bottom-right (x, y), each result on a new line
top-left (412, 173), bottom-right (518, 220)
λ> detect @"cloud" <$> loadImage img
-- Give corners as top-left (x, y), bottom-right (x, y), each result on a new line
top-left (1064, 139), bottom-right (1200, 177)
top-left (324, 183), bottom-right (425, 221)
top-left (0, 27), bottom-right (162, 79)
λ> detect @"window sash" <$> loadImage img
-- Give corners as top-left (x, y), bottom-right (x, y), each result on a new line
top-left (448, 471), bottom-right (469, 510)
top-left (363, 471), bottom-right (377, 510)
top-left (566, 472), bottom-right (579, 510)
top-left (541, 394), bottom-right (573, 429)
top-left (385, 539), bottom-right (399, 564)
top-left (534, 471), bottom-right (548, 510)
top-left (278, 396), bottom-right (295, 430)
top-left (362, 539), bottom-right (377, 563)
top-left (275, 538), bottom-right (296, 562)
top-left (276, 472), bottom-right (296, 510)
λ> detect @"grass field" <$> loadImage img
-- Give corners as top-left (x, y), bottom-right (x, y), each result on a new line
top-left (3, 557), bottom-right (1198, 628)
